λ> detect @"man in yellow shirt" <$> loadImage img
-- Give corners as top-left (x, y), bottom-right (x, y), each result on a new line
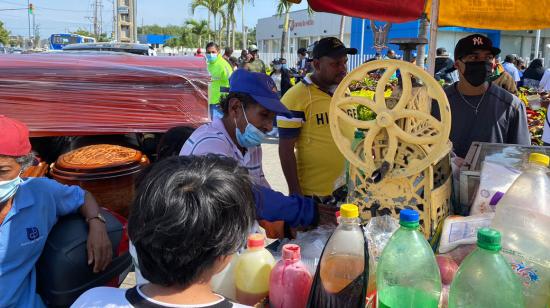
top-left (278, 37), bottom-right (357, 199)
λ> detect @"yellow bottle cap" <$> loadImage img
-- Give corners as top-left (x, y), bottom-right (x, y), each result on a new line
top-left (529, 153), bottom-right (550, 167)
top-left (340, 204), bottom-right (359, 218)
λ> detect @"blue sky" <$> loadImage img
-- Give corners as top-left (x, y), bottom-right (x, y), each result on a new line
top-left (0, 0), bottom-right (308, 38)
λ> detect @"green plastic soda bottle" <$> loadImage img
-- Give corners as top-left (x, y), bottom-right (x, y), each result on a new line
top-left (376, 209), bottom-right (441, 308)
top-left (449, 228), bottom-right (525, 308)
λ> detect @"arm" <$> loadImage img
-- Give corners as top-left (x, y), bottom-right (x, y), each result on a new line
top-left (254, 185), bottom-right (317, 227)
top-left (279, 136), bottom-right (302, 195)
top-left (79, 191), bottom-right (113, 273)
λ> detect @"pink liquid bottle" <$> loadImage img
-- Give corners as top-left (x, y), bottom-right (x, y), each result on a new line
top-left (269, 244), bottom-right (313, 308)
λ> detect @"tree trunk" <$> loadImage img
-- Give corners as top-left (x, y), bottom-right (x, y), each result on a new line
top-left (280, 9), bottom-right (290, 59)
top-left (416, 14), bottom-right (429, 68)
top-left (213, 14), bottom-right (218, 43)
top-left (232, 21), bottom-right (236, 50)
top-left (241, 0), bottom-right (246, 50)
top-left (226, 6), bottom-right (231, 47)
top-left (207, 11), bottom-right (211, 42)
top-left (198, 35), bottom-right (202, 49)
top-left (339, 16), bottom-right (345, 42)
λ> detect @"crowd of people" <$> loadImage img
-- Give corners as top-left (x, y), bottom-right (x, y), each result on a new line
top-left (1, 32), bottom-right (549, 307)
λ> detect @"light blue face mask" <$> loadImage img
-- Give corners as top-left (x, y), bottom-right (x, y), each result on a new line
top-left (0, 175), bottom-right (22, 203)
top-left (235, 105), bottom-right (266, 148)
top-left (281, 64), bottom-right (288, 70)
top-left (206, 53), bottom-right (218, 63)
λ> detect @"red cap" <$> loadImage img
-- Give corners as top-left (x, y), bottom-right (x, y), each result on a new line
top-left (247, 233), bottom-right (265, 249)
top-left (282, 244), bottom-right (301, 262)
top-left (0, 115), bottom-right (32, 156)
top-left (196, 48), bottom-right (203, 54)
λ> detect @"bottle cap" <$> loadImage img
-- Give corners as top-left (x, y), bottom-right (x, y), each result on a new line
top-left (340, 204), bottom-right (359, 218)
top-left (247, 233), bottom-right (265, 249)
top-left (477, 228), bottom-right (501, 251)
top-left (529, 153), bottom-right (550, 167)
top-left (282, 244), bottom-right (301, 261)
top-left (354, 130), bottom-right (365, 139)
top-left (399, 209), bottom-right (420, 228)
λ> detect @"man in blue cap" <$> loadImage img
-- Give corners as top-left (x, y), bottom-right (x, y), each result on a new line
top-left (180, 69), bottom-right (319, 234)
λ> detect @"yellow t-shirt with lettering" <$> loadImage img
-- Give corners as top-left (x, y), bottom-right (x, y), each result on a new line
top-left (277, 77), bottom-right (356, 196)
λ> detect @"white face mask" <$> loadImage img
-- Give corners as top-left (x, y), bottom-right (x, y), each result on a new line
top-left (0, 175), bottom-right (22, 203)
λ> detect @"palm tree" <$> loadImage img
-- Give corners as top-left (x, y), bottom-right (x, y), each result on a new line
top-left (276, 1), bottom-right (313, 58)
top-left (190, 0), bottom-right (211, 42)
top-left (276, 1), bottom-right (293, 59)
top-left (186, 19), bottom-right (209, 48)
top-left (191, 0), bottom-right (224, 43)
top-left (225, 0), bottom-right (238, 48)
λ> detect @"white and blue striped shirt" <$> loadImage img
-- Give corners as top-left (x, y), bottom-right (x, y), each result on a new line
top-left (179, 118), bottom-right (270, 188)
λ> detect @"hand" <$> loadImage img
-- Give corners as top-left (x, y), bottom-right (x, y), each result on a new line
top-left (87, 220), bottom-right (113, 273)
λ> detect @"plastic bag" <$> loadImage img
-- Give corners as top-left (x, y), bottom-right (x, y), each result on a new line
top-left (470, 161), bottom-right (521, 215)
top-left (274, 225), bottom-right (335, 275)
top-left (364, 215), bottom-right (399, 268)
top-left (438, 214), bottom-right (494, 254)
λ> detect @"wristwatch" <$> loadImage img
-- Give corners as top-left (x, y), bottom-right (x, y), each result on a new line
top-left (86, 213), bottom-right (106, 224)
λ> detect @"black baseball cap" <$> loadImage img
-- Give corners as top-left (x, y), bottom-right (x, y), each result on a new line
top-left (454, 34), bottom-right (501, 60)
top-left (310, 37), bottom-right (357, 60)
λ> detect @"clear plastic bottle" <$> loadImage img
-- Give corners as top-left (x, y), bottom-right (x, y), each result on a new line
top-left (449, 228), bottom-right (524, 308)
top-left (491, 153), bottom-right (550, 307)
top-left (269, 244), bottom-right (313, 308)
top-left (234, 234), bottom-right (275, 305)
top-left (377, 209), bottom-right (441, 308)
top-left (319, 203), bottom-right (365, 294)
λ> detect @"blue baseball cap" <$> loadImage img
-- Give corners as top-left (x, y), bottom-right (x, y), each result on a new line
top-left (229, 69), bottom-right (292, 118)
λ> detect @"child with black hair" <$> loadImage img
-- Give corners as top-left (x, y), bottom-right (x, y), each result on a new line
top-left (72, 155), bottom-right (255, 308)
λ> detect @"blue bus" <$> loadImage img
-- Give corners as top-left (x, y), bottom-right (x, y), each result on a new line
top-left (49, 34), bottom-right (96, 50)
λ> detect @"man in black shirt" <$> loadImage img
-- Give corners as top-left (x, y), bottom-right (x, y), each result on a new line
top-left (434, 47), bottom-right (456, 83)
top-left (445, 34), bottom-right (530, 158)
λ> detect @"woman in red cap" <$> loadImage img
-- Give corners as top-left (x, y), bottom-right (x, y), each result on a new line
top-left (0, 115), bottom-right (112, 308)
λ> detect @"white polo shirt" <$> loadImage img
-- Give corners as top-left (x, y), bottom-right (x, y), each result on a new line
top-left (180, 118), bottom-right (270, 188)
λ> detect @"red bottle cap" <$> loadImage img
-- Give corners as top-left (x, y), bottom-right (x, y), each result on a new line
top-left (282, 244), bottom-right (301, 261)
top-left (247, 233), bottom-right (265, 249)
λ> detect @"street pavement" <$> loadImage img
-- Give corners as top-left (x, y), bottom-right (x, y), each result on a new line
top-left (120, 141), bottom-right (287, 288)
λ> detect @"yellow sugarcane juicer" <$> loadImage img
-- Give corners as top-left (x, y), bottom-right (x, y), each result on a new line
top-left (330, 59), bottom-right (452, 239)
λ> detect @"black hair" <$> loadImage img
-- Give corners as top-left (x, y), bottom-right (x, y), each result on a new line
top-left (436, 48), bottom-right (446, 56)
top-left (504, 55), bottom-right (515, 63)
top-left (224, 47), bottom-right (233, 56)
top-left (205, 42), bottom-right (219, 51)
top-left (156, 126), bottom-right (195, 161)
top-left (298, 48), bottom-right (307, 56)
top-left (128, 155), bottom-right (256, 288)
top-left (219, 92), bottom-right (258, 115)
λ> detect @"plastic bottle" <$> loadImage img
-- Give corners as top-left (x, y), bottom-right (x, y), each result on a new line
top-left (449, 228), bottom-right (524, 308)
top-left (376, 209), bottom-right (441, 308)
top-left (491, 153), bottom-right (550, 307)
top-left (269, 244), bottom-right (313, 308)
top-left (210, 253), bottom-right (238, 300)
top-left (234, 234), bottom-right (275, 305)
top-left (319, 203), bottom-right (365, 294)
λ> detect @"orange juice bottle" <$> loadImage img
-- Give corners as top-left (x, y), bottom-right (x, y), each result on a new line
top-left (234, 234), bottom-right (275, 305)
top-left (319, 204), bottom-right (365, 293)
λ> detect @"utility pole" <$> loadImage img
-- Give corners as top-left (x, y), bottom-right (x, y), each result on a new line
top-left (111, 0), bottom-right (118, 42)
top-left (32, 13), bottom-right (35, 47)
top-left (27, 0), bottom-right (31, 48)
top-left (92, 0), bottom-right (102, 38)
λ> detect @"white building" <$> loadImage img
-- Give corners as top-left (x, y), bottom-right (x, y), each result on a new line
top-left (256, 10), bottom-right (351, 55)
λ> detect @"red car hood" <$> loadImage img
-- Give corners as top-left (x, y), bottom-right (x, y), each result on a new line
top-left (0, 53), bottom-right (210, 137)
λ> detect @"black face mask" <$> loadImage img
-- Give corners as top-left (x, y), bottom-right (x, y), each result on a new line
top-left (461, 61), bottom-right (493, 86)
